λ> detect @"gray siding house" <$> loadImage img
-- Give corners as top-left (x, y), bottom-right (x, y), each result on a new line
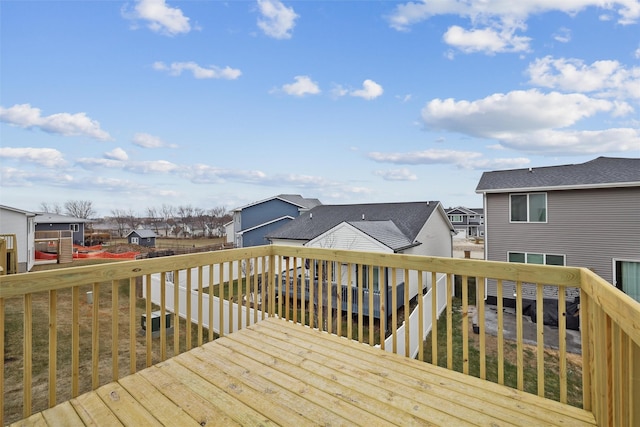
top-left (231, 194), bottom-right (321, 247)
top-left (127, 229), bottom-right (157, 247)
top-left (35, 212), bottom-right (92, 245)
top-left (446, 206), bottom-right (484, 238)
top-left (476, 156), bottom-right (640, 304)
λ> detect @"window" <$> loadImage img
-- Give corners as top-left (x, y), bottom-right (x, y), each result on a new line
top-left (508, 252), bottom-right (565, 266)
top-left (356, 265), bottom-right (386, 291)
top-left (449, 215), bottom-right (463, 222)
top-left (615, 260), bottom-right (640, 303)
top-left (131, 237), bottom-right (139, 244)
top-left (510, 193), bottom-right (547, 222)
top-left (70, 224), bottom-right (79, 232)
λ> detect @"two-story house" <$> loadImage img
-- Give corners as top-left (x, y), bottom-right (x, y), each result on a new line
top-left (446, 206), bottom-right (484, 238)
top-left (476, 156), bottom-right (640, 304)
top-left (35, 212), bottom-right (92, 245)
top-left (231, 194), bottom-right (322, 247)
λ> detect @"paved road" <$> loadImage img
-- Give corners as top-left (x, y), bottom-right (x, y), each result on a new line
top-left (476, 304), bottom-right (582, 354)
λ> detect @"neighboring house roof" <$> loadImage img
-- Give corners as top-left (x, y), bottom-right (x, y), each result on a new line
top-left (237, 216), bottom-right (295, 235)
top-left (0, 205), bottom-right (36, 217)
top-left (476, 156), bottom-right (640, 193)
top-left (266, 201), bottom-right (447, 244)
top-left (348, 220), bottom-right (415, 251)
top-left (127, 229), bottom-right (157, 238)
top-left (35, 212), bottom-right (93, 224)
top-left (446, 206), bottom-right (478, 215)
top-left (234, 194), bottom-right (322, 211)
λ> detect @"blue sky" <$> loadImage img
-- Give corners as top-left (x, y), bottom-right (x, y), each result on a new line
top-left (1, 0), bottom-right (639, 217)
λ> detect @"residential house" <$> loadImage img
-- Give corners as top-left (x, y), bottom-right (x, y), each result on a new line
top-left (231, 194), bottom-right (322, 247)
top-left (446, 206), bottom-right (484, 238)
top-left (0, 205), bottom-right (36, 273)
top-left (127, 229), bottom-right (157, 248)
top-left (35, 212), bottom-right (92, 245)
top-left (266, 201), bottom-right (455, 316)
top-left (476, 156), bottom-right (640, 304)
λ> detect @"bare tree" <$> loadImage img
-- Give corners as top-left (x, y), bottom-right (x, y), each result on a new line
top-left (176, 205), bottom-right (195, 238)
top-left (65, 200), bottom-right (95, 219)
top-left (110, 209), bottom-right (130, 237)
top-left (193, 207), bottom-right (209, 237)
top-left (40, 202), bottom-right (62, 214)
top-left (160, 204), bottom-right (175, 237)
top-left (145, 207), bottom-right (162, 235)
top-left (208, 206), bottom-right (231, 237)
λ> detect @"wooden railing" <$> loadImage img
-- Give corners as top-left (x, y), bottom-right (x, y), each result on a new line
top-left (0, 246), bottom-right (639, 426)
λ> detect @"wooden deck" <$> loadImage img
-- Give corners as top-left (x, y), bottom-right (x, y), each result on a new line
top-left (14, 318), bottom-right (596, 427)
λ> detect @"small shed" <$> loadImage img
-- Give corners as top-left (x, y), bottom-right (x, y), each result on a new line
top-left (127, 229), bottom-right (157, 247)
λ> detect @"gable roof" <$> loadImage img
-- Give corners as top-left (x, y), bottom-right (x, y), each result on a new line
top-left (127, 229), bottom-right (157, 238)
top-left (476, 157), bottom-right (640, 193)
top-left (348, 220), bottom-right (415, 251)
top-left (35, 212), bottom-right (93, 224)
top-left (235, 194), bottom-right (322, 211)
top-left (266, 201), bottom-right (444, 243)
top-left (0, 205), bottom-right (36, 217)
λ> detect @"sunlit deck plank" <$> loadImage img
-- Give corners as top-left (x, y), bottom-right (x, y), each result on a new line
top-left (11, 317), bottom-right (597, 427)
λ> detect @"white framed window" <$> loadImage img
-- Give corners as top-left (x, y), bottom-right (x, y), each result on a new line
top-left (131, 237), bottom-right (139, 244)
top-left (614, 259), bottom-right (640, 303)
top-left (449, 215), bottom-right (463, 222)
top-left (508, 251), bottom-right (565, 266)
top-left (510, 193), bottom-right (547, 223)
top-left (70, 224), bottom-right (79, 232)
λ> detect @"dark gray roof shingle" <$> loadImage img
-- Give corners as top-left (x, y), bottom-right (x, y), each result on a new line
top-left (266, 201), bottom-right (443, 245)
top-left (476, 157), bottom-right (640, 193)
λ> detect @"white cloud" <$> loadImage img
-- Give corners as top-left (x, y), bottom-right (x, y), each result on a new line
top-left (123, 0), bottom-right (191, 36)
top-left (0, 147), bottom-right (66, 167)
top-left (280, 76), bottom-right (321, 97)
top-left (374, 168), bottom-right (418, 181)
top-left (526, 56), bottom-right (640, 100)
top-left (105, 148), bottom-right (129, 161)
top-left (127, 160), bottom-right (178, 173)
top-left (132, 132), bottom-right (177, 148)
top-left (367, 148), bottom-right (530, 170)
top-left (350, 79), bottom-right (384, 100)
top-left (553, 27), bottom-right (571, 43)
top-left (443, 24), bottom-right (531, 54)
top-left (257, 0), bottom-right (298, 39)
top-left (388, 1), bottom-right (640, 31)
top-left (422, 89), bottom-right (618, 136)
top-left (153, 61), bottom-right (242, 80)
top-left (421, 89), bottom-right (639, 154)
top-left (0, 104), bottom-right (111, 141)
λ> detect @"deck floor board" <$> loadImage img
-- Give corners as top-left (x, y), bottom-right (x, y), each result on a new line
top-left (13, 318), bottom-right (597, 427)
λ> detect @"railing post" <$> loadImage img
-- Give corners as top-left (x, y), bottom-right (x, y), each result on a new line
top-left (269, 254), bottom-right (275, 317)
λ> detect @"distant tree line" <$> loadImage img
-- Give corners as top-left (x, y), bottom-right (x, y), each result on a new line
top-left (40, 200), bottom-right (232, 239)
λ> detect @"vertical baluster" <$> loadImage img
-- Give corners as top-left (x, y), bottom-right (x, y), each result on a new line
top-left (292, 258), bottom-right (298, 324)
top-left (111, 280), bottom-right (118, 381)
top-left (208, 265), bottom-right (214, 342)
top-left (357, 263), bottom-right (363, 343)
top-left (219, 262), bottom-right (225, 337)
top-left (337, 263), bottom-right (343, 338)
top-left (431, 271), bottom-right (437, 365)
top-left (446, 274), bottom-right (453, 370)
top-left (379, 266), bottom-right (385, 350)
top-left (346, 263), bottom-right (352, 339)
top-left (497, 279), bottom-right (504, 384)
top-left (579, 290), bottom-right (592, 412)
top-left (91, 282), bottom-right (102, 390)
top-left (462, 276), bottom-right (469, 375)
top-left (516, 281), bottom-right (524, 390)
top-left (198, 266), bottom-right (203, 346)
top-left (276, 257), bottom-right (282, 320)
top-left (285, 257), bottom-right (291, 321)
top-left (478, 276), bottom-right (486, 380)
top-left (558, 287), bottom-right (567, 403)
top-left (404, 270), bottom-right (410, 357)
top-left (23, 293), bottom-right (32, 418)
top-left (237, 259), bottom-right (242, 331)
top-left (160, 272), bottom-right (167, 361)
top-left (536, 283), bottom-right (545, 397)
top-left (145, 276), bottom-right (152, 367)
top-left (328, 261), bottom-right (334, 335)
top-left (72, 286), bottom-right (80, 396)
top-left (309, 260), bottom-right (315, 329)
top-left (129, 277), bottom-right (136, 375)
top-left (171, 270), bottom-right (179, 357)
top-left (368, 266), bottom-right (373, 345)
top-left (186, 268), bottom-right (192, 350)
top-left (228, 261), bottom-right (234, 333)
top-left (318, 260), bottom-right (324, 332)
top-left (418, 271), bottom-right (424, 361)
top-left (49, 289), bottom-right (57, 405)
top-left (300, 258), bottom-right (306, 326)
top-left (391, 268), bottom-right (397, 353)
